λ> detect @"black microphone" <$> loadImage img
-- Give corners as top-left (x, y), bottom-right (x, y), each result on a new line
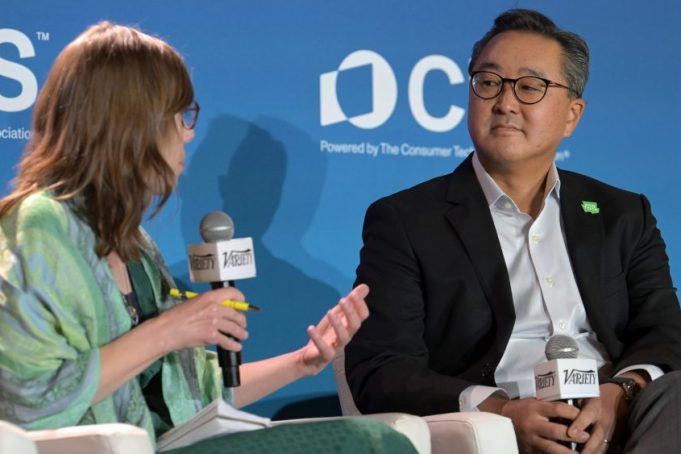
top-left (201, 212), bottom-right (240, 387)
top-left (535, 335), bottom-right (600, 451)
top-left (186, 211), bottom-right (257, 387)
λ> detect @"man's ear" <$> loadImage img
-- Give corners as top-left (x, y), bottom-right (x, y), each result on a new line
top-left (563, 98), bottom-right (586, 138)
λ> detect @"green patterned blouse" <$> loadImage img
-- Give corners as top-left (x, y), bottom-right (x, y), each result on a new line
top-left (0, 191), bottom-right (232, 444)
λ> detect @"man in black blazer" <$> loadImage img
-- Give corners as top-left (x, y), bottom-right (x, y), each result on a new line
top-left (346, 9), bottom-right (681, 454)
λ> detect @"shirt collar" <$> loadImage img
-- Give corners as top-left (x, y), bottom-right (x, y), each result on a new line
top-left (471, 151), bottom-right (562, 211)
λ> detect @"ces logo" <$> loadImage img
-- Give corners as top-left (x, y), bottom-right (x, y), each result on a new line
top-left (0, 29), bottom-right (39, 113)
top-left (320, 50), bottom-right (466, 133)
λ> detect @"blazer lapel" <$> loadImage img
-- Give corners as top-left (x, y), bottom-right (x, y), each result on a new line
top-left (443, 157), bottom-right (515, 354)
top-left (559, 171), bottom-right (606, 329)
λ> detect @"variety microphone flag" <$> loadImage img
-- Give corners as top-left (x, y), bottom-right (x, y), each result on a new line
top-left (187, 237), bottom-right (256, 282)
top-left (534, 335), bottom-right (600, 401)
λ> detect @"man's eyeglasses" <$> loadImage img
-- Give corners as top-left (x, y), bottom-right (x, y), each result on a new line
top-left (470, 71), bottom-right (576, 105)
top-left (181, 100), bottom-right (200, 130)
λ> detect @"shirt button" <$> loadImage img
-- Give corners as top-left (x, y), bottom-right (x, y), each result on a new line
top-left (559, 321), bottom-right (568, 331)
top-left (504, 201), bottom-right (513, 210)
top-left (545, 276), bottom-right (554, 286)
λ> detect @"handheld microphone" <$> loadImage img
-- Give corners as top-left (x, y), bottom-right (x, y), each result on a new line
top-left (535, 335), bottom-right (600, 401)
top-left (534, 335), bottom-right (600, 451)
top-left (187, 211), bottom-right (257, 387)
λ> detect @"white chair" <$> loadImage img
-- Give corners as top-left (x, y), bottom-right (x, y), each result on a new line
top-left (0, 421), bottom-right (153, 454)
top-left (1, 412), bottom-right (430, 454)
top-left (333, 351), bottom-right (519, 454)
top-left (0, 421), bottom-right (37, 454)
top-left (29, 423), bottom-right (154, 454)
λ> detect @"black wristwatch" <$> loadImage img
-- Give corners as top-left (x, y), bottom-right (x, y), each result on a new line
top-left (602, 377), bottom-right (641, 401)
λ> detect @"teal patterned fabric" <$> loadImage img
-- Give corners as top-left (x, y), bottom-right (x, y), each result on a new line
top-left (164, 419), bottom-right (418, 454)
top-left (0, 192), bottom-right (231, 444)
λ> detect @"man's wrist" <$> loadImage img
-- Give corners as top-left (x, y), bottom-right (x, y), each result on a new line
top-left (601, 376), bottom-right (641, 401)
top-left (477, 395), bottom-right (509, 414)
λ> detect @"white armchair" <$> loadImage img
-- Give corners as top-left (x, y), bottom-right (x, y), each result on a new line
top-left (1, 417), bottom-right (430, 454)
top-left (333, 351), bottom-right (519, 454)
top-left (0, 421), bottom-right (153, 454)
top-left (2, 416), bottom-right (430, 454)
top-left (0, 421), bottom-right (37, 454)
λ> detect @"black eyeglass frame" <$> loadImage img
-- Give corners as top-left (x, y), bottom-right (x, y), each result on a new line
top-left (181, 100), bottom-right (200, 130)
top-left (469, 71), bottom-right (578, 105)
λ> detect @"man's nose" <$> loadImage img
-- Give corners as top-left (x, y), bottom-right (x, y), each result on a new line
top-left (493, 81), bottom-right (520, 113)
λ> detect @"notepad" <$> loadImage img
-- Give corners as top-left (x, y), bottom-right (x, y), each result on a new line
top-left (157, 399), bottom-right (271, 451)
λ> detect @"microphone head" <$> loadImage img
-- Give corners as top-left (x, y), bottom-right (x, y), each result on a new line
top-left (200, 211), bottom-right (234, 243)
top-left (545, 335), bottom-right (579, 360)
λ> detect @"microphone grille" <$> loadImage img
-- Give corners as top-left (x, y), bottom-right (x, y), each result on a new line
top-left (200, 211), bottom-right (235, 243)
top-left (545, 335), bottom-right (579, 360)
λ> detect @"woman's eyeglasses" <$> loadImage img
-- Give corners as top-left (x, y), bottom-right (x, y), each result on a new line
top-left (181, 100), bottom-right (200, 129)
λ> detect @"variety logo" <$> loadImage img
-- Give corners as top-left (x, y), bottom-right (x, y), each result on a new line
top-left (190, 253), bottom-right (216, 271)
top-left (563, 369), bottom-right (597, 385)
top-left (320, 50), bottom-right (466, 132)
top-left (189, 249), bottom-right (255, 272)
top-left (0, 29), bottom-right (38, 112)
top-left (222, 249), bottom-right (254, 268)
top-left (535, 371), bottom-right (556, 390)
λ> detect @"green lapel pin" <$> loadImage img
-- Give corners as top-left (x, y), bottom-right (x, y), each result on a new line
top-left (581, 200), bottom-right (600, 214)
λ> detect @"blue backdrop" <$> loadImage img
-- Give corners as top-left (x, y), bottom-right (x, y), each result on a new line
top-left (2, 1), bottom-right (680, 416)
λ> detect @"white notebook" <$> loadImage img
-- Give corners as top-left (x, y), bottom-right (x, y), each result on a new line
top-left (157, 399), bottom-right (271, 451)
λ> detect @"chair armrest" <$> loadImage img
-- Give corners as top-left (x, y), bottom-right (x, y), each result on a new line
top-left (332, 351), bottom-right (517, 453)
top-left (423, 412), bottom-right (517, 454)
top-left (0, 421), bottom-right (37, 454)
top-left (271, 413), bottom-right (431, 454)
top-left (28, 423), bottom-right (154, 454)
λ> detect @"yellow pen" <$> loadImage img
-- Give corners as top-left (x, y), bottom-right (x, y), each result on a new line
top-left (169, 288), bottom-right (261, 312)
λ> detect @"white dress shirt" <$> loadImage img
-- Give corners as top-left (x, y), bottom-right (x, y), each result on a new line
top-left (458, 153), bottom-right (662, 411)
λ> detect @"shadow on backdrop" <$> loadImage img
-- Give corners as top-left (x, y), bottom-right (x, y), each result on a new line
top-left (170, 114), bottom-right (343, 418)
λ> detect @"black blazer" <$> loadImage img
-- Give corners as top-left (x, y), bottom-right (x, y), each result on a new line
top-left (346, 155), bottom-right (681, 416)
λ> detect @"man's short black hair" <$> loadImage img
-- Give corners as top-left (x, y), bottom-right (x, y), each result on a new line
top-left (469, 9), bottom-right (589, 98)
